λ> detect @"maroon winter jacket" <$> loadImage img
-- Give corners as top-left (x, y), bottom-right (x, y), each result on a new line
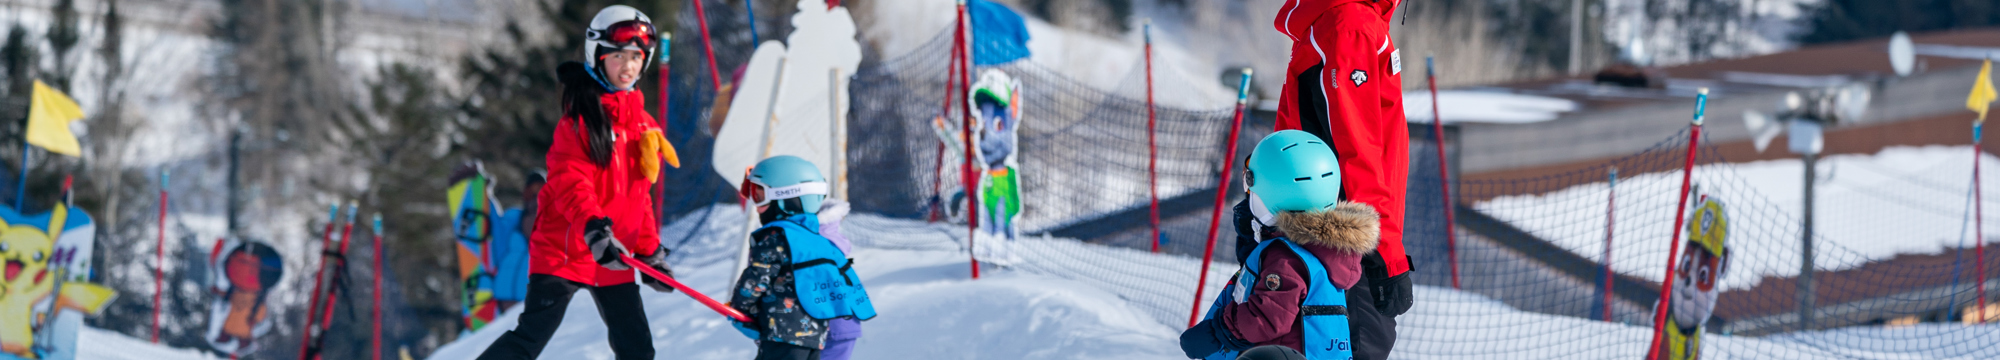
top-left (530, 89), bottom-right (665, 286)
top-left (1220, 202), bottom-right (1380, 352)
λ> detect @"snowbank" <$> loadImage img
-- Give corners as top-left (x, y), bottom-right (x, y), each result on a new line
top-left (1403, 90), bottom-right (1579, 124)
top-left (76, 327), bottom-right (221, 360)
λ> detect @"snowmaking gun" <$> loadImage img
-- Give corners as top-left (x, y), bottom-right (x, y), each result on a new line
top-left (618, 255), bottom-right (753, 323)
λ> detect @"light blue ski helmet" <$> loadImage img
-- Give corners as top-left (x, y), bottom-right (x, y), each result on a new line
top-left (1246, 130), bottom-right (1343, 215)
top-left (748, 155), bottom-right (828, 214)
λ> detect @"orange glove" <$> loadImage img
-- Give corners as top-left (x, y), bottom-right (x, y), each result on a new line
top-left (638, 129), bottom-right (680, 183)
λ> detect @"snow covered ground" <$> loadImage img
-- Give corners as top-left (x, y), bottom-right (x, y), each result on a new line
top-left (408, 204), bottom-right (1999, 359)
top-left (73, 327), bottom-right (221, 360)
top-left (1476, 145), bottom-right (2000, 290)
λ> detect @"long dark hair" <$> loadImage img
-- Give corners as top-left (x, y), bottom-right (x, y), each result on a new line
top-left (557, 61), bottom-right (614, 167)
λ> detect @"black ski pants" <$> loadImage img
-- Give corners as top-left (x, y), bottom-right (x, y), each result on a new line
top-left (477, 274), bottom-right (654, 360)
top-left (754, 341), bottom-right (822, 360)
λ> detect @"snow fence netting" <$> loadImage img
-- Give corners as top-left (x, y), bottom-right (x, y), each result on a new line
top-left (650, 7), bottom-right (2000, 358)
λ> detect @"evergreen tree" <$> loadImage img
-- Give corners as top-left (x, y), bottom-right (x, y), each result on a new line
top-left (1799, 0), bottom-right (2000, 44)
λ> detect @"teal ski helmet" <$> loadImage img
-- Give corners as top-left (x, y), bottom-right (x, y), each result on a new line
top-left (748, 155), bottom-right (828, 214)
top-left (1246, 130), bottom-right (1343, 215)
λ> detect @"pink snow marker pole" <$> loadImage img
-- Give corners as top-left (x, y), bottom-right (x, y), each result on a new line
top-left (1145, 20), bottom-right (1161, 253)
top-left (620, 255), bottom-right (752, 322)
top-left (955, 0), bottom-right (980, 280)
top-left (153, 170), bottom-right (166, 343)
top-left (1646, 89), bottom-right (1707, 360)
top-left (371, 214), bottom-right (384, 360)
top-left (1424, 57), bottom-right (1459, 290)
top-left (1190, 69), bottom-right (1254, 328)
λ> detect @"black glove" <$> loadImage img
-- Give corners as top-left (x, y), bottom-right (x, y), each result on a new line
top-left (1179, 319), bottom-right (1224, 359)
top-left (1180, 318), bottom-right (1253, 359)
top-left (638, 248), bottom-right (675, 293)
top-left (584, 217), bottom-right (630, 270)
top-left (1362, 253), bottom-right (1415, 317)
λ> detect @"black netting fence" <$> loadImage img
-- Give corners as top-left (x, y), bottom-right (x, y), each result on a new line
top-left (654, 3), bottom-right (2000, 358)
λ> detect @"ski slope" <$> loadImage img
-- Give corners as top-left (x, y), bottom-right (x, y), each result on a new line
top-left (74, 327), bottom-right (221, 360)
top-left (415, 205), bottom-right (1993, 359)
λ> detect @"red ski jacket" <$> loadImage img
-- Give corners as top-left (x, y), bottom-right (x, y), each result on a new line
top-left (530, 89), bottom-right (664, 286)
top-left (1272, 0), bottom-right (1411, 277)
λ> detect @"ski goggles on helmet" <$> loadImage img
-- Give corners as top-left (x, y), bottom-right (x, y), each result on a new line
top-left (739, 176), bottom-right (830, 207)
top-left (588, 20), bottom-right (656, 53)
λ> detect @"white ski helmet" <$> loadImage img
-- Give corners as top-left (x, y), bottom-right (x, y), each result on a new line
top-left (583, 5), bottom-right (658, 89)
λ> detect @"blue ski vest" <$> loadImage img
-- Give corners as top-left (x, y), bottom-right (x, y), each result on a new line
top-left (1198, 238), bottom-right (1352, 360)
top-left (765, 215), bottom-right (877, 321)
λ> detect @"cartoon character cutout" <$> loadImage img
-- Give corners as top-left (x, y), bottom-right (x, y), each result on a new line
top-left (1658, 197), bottom-right (1730, 360)
top-left (0, 203), bottom-right (112, 360)
top-left (970, 69), bottom-right (1022, 241)
top-left (204, 238), bottom-right (282, 356)
top-left (448, 161), bottom-right (502, 332)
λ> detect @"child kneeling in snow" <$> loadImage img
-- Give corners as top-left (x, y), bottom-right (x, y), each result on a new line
top-left (1182, 131), bottom-right (1380, 360)
top-left (729, 156), bottom-right (877, 360)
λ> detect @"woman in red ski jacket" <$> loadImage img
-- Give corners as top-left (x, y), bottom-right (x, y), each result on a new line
top-left (478, 5), bottom-right (680, 360)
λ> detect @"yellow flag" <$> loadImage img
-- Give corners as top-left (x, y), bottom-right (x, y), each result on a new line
top-left (1973, 59), bottom-right (1997, 121)
top-left (27, 80), bottom-right (85, 156)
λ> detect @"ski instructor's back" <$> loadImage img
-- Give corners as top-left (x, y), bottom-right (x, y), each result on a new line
top-left (1267, 1), bottom-right (1415, 359)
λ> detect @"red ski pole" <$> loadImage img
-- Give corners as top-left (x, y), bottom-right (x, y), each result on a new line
top-left (297, 204), bottom-right (342, 360)
top-left (1189, 69), bottom-right (1254, 328)
top-left (619, 255), bottom-right (752, 322)
top-left (153, 170), bottom-right (167, 343)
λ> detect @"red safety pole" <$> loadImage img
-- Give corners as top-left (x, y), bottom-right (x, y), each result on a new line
top-left (1603, 167), bottom-right (1617, 322)
top-left (690, 0), bottom-right (723, 91)
top-left (1424, 57), bottom-right (1459, 289)
top-left (955, 0), bottom-right (980, 280)
top-left (931, 11), bottom-right (967, 224)
top-left (1145, 20), bottom-right (1161, 253)
top-left (297, 204), bottom-right (342, 360)
top-left (1646, 88), bottom-right (1708, 360)
top-left (1976, 119), bottom-right (1987, 318)
top-left (153, 170), bottom-right (167, 343)
top-left (306, 205), bottom-right (359, 360)
top-left (1189, 69), bottom-right (1255, 328)
top-left (371, 214), bottom-right (384, 360)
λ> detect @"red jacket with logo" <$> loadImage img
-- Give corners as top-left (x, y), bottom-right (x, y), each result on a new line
top-left (530, 89), bottom-right (663, 286)
top-left (1272, 0), bottom-right (1412, 277)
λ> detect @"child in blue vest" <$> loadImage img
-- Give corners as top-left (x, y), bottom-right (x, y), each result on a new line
top-left (728, 156), bottom-right (877, 360)
top-left (1182, 130), bottom-right (1381, 360)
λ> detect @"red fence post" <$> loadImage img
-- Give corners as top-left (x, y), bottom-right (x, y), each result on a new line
top-left (1646, 88), bottom-right (1708, 360)
top-left (1145, 20), bottom-right (1161, 253)
top-left (1976, 120), bottom-right (1987, 318)
top-left (1190, 69), bottom-right (1255, 328)
top-left (690, 0), bottom-right (723, 91)
top-left (153, 170), bottom-right (166, 343)
top-left (297, 204), bottom-right (341, 360)
top-left (955, 0), bottom-right (980, 280)
top-left (1424, 57), bottom-right (1460, 289)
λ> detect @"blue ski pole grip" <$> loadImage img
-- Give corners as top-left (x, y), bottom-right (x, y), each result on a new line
top-left (160, 170), bottom-right (168, 189)
top-left (327, 204), bottom-right (341, 224)
top-left (1977, 123), bottom-right (1984, 144)
top-left (346, 201), bottom-right (360, 224)
top-left (1692, 88), bottom-right (1709, 125)
top-left (373, 213), bottom-right (383, 235)
top-left (1426, 56), bottom-right (1435, 77)
top-left (1235, 69), bottom-right (1253, 105)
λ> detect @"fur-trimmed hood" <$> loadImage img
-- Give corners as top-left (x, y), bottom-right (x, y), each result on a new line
top-left (1273, 201), bottom-right (1381, 255)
